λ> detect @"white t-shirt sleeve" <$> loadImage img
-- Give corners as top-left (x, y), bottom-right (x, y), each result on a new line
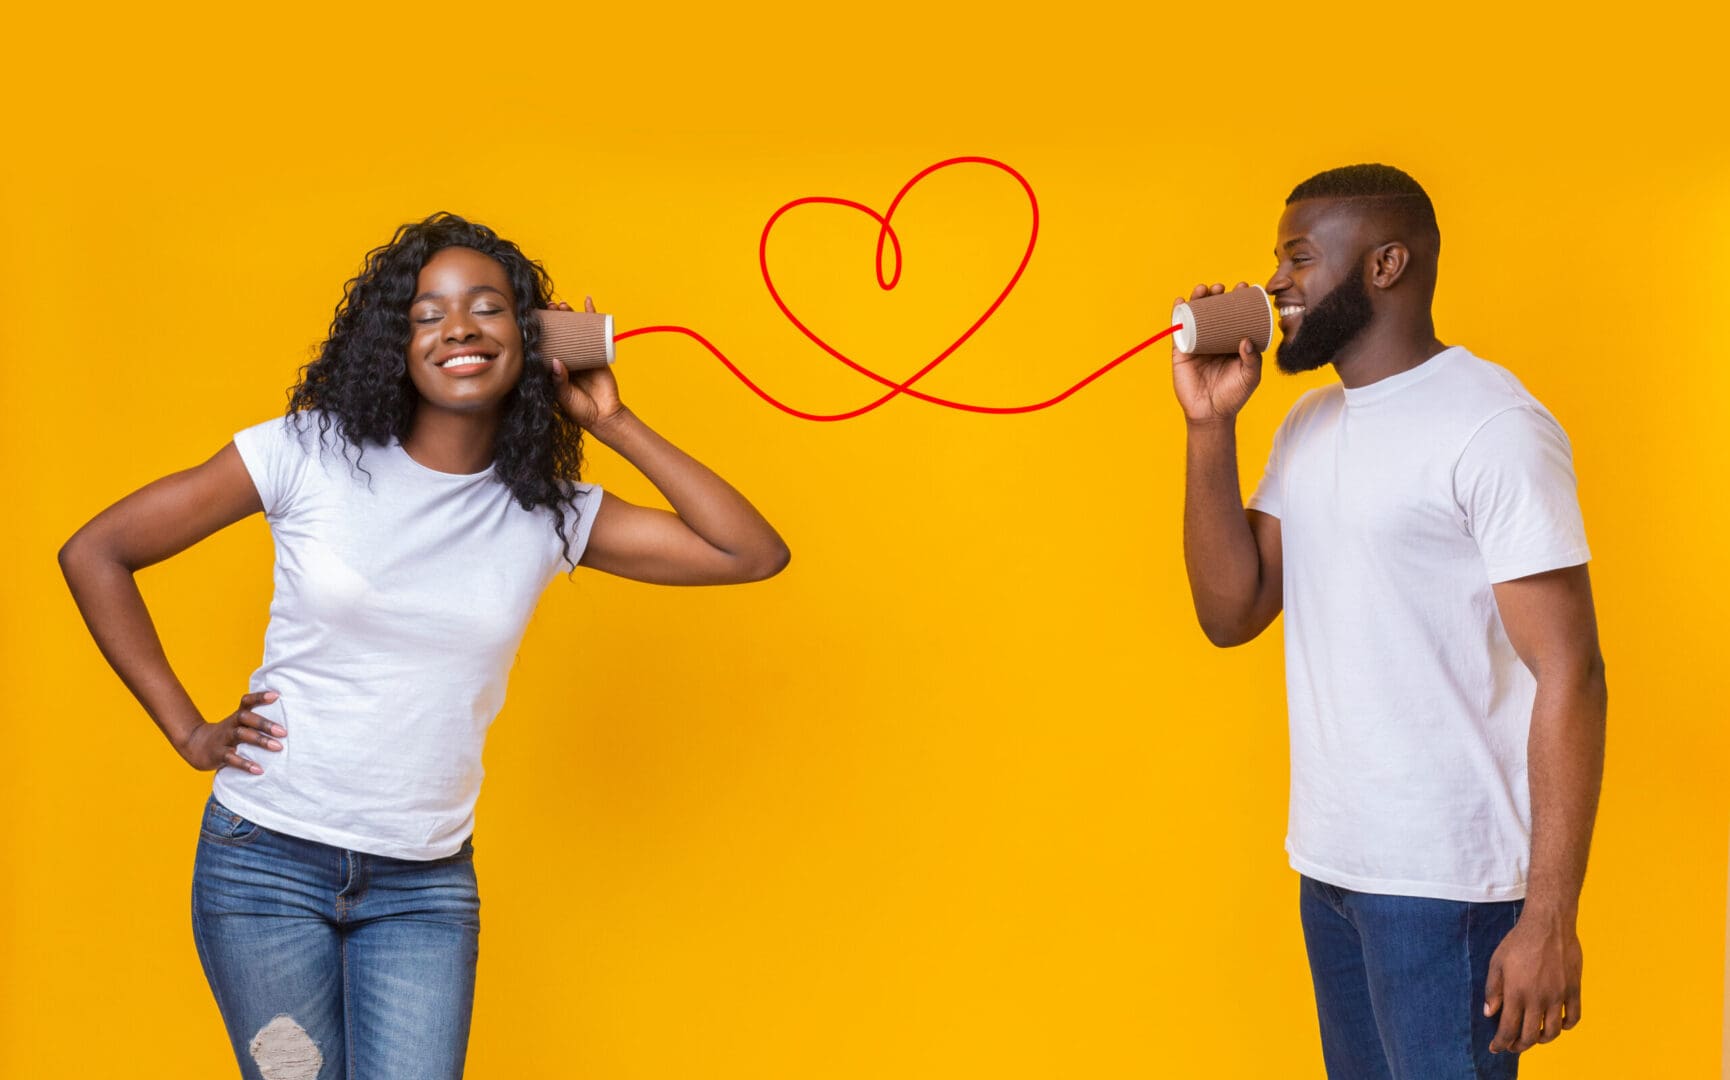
top-left (1247, 407), bottom-right (1293, 520)
top-left (233, 415), bottom-right (313, 520)
top-left (554, 482), bottom-right (606, 571)
top-left (1454, 406), bottom-right (1591, 583)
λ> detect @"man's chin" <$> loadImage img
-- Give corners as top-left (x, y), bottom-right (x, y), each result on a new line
top-left (1275, 341), bottom-right (1334, 375)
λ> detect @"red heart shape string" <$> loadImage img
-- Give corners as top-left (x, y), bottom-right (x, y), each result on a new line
top-left (614, 156), bottom-right (1178, 420)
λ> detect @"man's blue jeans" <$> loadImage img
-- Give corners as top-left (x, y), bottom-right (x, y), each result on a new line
top-left (1299, 875), bottom-right (1523, 1079)
top-left (191, 794), bottom-right (480, 1079)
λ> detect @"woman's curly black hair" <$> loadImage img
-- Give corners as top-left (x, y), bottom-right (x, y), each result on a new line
top-left (287, 212), bottom-right (588, 568)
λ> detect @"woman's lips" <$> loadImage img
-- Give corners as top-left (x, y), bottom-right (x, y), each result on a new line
top-left (436, 353), bottom-right (497, 375)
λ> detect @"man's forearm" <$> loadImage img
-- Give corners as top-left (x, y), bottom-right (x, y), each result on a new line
top-left (1183, 420), bottom-right (1264, 644)
top-left (1523, 656), bottom-right (1608, 919)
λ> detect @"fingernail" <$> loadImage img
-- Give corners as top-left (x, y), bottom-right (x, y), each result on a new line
top-left (272, 725), bottom-right (286, 737)
top-left (266, 739), bottom-right (282, 751)
top-left (264, 691), bottom-right (278, 701)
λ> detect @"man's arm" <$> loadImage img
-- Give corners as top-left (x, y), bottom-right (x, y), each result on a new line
top-left (1183, 423), bottom-right (1283, 645)
top-left (1172, 283), bottom-right (1283, 646)
top-left (1482, 563), bottom-right (1608, 1054)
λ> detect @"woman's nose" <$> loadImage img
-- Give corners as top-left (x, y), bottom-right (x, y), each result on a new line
top-left (443, 312), bottom-right (479, 340)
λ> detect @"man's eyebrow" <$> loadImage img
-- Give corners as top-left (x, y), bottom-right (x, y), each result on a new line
top-left (410, 284), bottom-right (510, 305)
top-left (1273, 238), bottom-right (1314, 257)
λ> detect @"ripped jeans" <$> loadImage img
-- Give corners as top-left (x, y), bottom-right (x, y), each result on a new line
top-left (191, 794), bottom-right (479, 1080)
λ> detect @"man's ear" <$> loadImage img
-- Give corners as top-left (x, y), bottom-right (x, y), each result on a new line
top-left (1367, 241), bottom-right (1410, 290)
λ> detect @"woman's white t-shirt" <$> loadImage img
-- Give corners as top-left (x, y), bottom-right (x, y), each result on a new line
top-left (213, 412), bottom-right (602, 860)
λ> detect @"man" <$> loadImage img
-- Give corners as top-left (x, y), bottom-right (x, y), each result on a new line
top-left (1172, 163), bottom-right (1606, 1078)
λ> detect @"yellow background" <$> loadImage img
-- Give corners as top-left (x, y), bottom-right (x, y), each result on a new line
top-left (4, 0), bottom-right (1726, 1075)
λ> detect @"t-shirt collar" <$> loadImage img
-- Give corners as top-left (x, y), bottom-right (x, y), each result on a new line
top-left (1341, 345), bottom-right (1468, 407)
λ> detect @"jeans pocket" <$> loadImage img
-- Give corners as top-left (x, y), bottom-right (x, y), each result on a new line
top-left (199, 795), bottom-right (264, 846)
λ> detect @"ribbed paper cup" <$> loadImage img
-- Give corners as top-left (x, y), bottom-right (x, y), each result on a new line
top-left (1171, 284), bottom-right (1273, 354)
top-left (536, 309), bottom-right (616, 370)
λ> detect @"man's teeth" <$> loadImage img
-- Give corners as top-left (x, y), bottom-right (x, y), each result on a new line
top-left (1279, 305), bottom-right (1305, 317)
top-left (440, 356), bottom-right (493, 368)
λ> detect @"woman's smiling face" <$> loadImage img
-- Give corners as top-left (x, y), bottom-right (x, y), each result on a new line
top-left (404, 246), bottom-right (526, 414)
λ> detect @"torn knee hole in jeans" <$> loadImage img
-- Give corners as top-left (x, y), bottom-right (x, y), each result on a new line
top-left (249, 1014), bottom-right (323, 1080)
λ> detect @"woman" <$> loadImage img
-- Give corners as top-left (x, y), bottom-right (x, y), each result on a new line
top-left (58, 212), bottom-right (789, 1078)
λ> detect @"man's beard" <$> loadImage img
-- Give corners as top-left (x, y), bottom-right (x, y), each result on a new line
top-left (1276, 270), bottom-right (1373, 374)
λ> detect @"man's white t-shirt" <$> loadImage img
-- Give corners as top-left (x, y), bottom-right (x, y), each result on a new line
top-left (1247, 346), bottom-right (1590, 902)
top-left (214, 412), bottom-right (603, 860)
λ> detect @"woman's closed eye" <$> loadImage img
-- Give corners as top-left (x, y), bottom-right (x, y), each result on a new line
top-left (414, 308), bottom-right (506, 324)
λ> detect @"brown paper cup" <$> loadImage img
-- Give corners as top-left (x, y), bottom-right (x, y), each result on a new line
top-left (536, 308), bottom-right (615, 370)
top-left (1171, 284), bottom-right (1273, 354)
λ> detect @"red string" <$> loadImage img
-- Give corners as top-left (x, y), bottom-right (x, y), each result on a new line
top-left (613, 156), bottom-right (1178, 421)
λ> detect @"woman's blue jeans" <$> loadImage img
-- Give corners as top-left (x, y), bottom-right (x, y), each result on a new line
top-left (191, 794), bottom-right (480, 1079)
top-left (1299, 875), bottom-right (1524, 1080)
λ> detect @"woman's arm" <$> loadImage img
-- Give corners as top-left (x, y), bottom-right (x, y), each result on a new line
top-left (577, 409), bottom-right (791, 585)
top-left (58, 442), bottom-right (286, 772)
top-left (545, 300), bottom-right (790, 586)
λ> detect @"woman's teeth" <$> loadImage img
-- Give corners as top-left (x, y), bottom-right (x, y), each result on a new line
top-left (440, 356), bottom-right (493, 368)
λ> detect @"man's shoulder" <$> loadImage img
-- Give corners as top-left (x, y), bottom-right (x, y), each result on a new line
top-left (1416, 348), bottom-right (1568, 444)
top-left (1437, 347), bottom-right (1548, 410)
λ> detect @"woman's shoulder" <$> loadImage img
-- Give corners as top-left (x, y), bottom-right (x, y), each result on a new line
top-left (556, 477), bottom-right (603, 499)
top-left (235, 409), bottom-right (340, 452)
top-left (230, 411), bottom-right (357, 493)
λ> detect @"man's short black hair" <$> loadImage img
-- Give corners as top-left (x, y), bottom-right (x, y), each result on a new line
top-left (1287, 163), bottom-right (1440, 248)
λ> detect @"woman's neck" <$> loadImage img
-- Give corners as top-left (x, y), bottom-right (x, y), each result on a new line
top-left (400, 408), bottom-right (501, 474)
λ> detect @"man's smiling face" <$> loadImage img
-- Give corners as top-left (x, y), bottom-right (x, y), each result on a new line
top-left (1266, 199), bottom-right (1376, 374)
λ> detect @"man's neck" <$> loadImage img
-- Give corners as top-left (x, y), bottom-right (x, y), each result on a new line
top-left (1331, 319), bottom-right (1448, 389)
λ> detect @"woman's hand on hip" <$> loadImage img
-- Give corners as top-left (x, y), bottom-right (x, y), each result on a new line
top-left (544, 297), bottom-right (627, 432)
top-left (175, 690), bottom-right (286, 774)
